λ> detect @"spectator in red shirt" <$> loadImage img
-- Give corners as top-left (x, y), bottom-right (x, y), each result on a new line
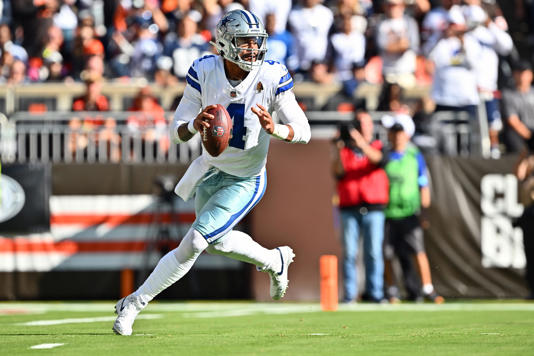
top-left (331, 110), bottom-right (389, 303)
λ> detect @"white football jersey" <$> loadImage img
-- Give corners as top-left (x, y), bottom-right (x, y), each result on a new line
top-left (172, 54), bottom-right (309, 178)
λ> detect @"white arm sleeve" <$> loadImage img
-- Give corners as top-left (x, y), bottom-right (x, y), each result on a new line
top-left (274, 90), bottom-right (311, 144)
top-left (170, 88), bottom-right (202, 144)
top-left (464, 36), bottom-right (482, 70)
top-left (488, 22), bottom-right (513, 56)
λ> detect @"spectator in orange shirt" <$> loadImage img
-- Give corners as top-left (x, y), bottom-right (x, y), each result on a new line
top-left (72, 22), bottom-right (105, 79)
top-left (72, 72), bottom-right (109, 112)
top-left (127, 86), bottom-right (169, 158)
top-left (69, 73), bottom-right (120, 161)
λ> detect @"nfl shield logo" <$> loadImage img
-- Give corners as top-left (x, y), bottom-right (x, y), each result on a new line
top-left (213, 126), bottom-right (225, 137)
top-left (230, 91), bottom-right (237, 97)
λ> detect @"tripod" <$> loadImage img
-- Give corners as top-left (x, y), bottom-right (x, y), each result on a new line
top-left (140, 175), bottom-right (181, 282)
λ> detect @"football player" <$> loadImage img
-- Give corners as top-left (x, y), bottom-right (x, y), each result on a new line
top-left (113, 9), bottom-right (311, 335)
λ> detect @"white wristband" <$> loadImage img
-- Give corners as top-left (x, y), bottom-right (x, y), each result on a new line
top-left (187, 120), bottom-right (198, 134)
top-left (270, 124), bottom-right (290, 141)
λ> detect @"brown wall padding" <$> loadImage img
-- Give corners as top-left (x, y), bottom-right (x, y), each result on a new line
top-left (52, 163), bottom-right (189, 195)
top-left (250, 140), bottom-right (342, 301)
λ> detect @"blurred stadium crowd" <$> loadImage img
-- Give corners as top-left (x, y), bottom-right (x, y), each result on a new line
top-left (0, 0), bottom-right (534, 161)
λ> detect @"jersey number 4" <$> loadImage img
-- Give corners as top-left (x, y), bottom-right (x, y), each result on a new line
top-left (227, 103), bottom-right (246, 149)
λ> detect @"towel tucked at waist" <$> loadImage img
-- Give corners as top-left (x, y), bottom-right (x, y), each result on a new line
top-left (174, 156), bottom-right (210, 201)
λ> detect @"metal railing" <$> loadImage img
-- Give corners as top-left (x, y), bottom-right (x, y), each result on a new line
top-left (306, 110), bottom-right (479, 156)
top-left (6, 112), bottom-right (201, 164)
top-left (12, 125), bottom-right (201, 164)
top-left (0, 110), bottom-right (483, 164)
top-left (425, 111), bottom-right (476, 156)
top-left (0, 113), bottom-right (16, 163)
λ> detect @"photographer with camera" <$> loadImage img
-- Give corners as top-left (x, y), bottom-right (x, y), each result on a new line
top-left (331, 110), bottom-right (389, 303)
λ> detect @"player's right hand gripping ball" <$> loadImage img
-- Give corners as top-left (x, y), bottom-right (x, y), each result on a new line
top-left (202, 104), bottom-right (233, 157)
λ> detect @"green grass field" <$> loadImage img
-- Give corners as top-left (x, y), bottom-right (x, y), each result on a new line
top-left (1, 301), bottom-right (534, 355)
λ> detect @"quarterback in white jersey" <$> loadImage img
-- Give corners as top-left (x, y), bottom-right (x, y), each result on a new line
top-left (113, 9), bottom-right (310, 336)
top-left (171, 53), bottom-right (309, 178)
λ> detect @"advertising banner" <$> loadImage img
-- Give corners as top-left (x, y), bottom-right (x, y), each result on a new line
top-left (425, 156), bottom-right (529, 298)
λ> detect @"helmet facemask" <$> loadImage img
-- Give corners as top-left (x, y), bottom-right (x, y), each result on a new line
top-left (232, 35), bottom-right (267, 71)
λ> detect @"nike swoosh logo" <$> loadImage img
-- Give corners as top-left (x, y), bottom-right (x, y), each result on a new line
top-left (276, 248), bottom-right (284, 276)
top-left (119, 298), bottom-right (126, 312)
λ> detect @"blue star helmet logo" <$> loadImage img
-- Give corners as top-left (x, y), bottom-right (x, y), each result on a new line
top-left (220, 17), bottom-right (234, 28)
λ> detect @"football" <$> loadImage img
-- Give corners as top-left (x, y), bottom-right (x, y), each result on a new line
top-left (201, 104), bottom-right (233, 157)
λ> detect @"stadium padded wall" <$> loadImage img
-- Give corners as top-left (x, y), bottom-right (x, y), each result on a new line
top-left (50, 163), bottom-right (189, 195)
top-left (0, 163), bottom-right (251, 300)
top-left (250, 141), bottom-right (529, 300)
top-left (0, 147), bottom-right (530, 300)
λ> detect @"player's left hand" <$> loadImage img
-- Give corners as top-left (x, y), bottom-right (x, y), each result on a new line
top-left (251, 104), bottom-right (274, 134)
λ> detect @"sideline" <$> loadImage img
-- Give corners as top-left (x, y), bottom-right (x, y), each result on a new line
top-left (2, 302), bottom-right (534, 317)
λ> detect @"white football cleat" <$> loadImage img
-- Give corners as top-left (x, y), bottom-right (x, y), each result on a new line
top-left (269, 246), bottom-right (295, 300)
top-left (112, 294), bottom-right (146, 336)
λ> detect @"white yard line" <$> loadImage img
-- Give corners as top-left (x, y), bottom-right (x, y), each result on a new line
top-left (30, 343), bottom-right (65, 349)
top-left (19, 314), bottom-right (162, 326)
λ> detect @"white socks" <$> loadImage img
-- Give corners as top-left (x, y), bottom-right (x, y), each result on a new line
top-left (134, 229), bottom-right (279, 305)
top-left (135, 228), bottom-right (208, 304)
top-left (206, 230), bottom-right (281, 272)
top-left (422, 284), bottom-right (435, 295)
